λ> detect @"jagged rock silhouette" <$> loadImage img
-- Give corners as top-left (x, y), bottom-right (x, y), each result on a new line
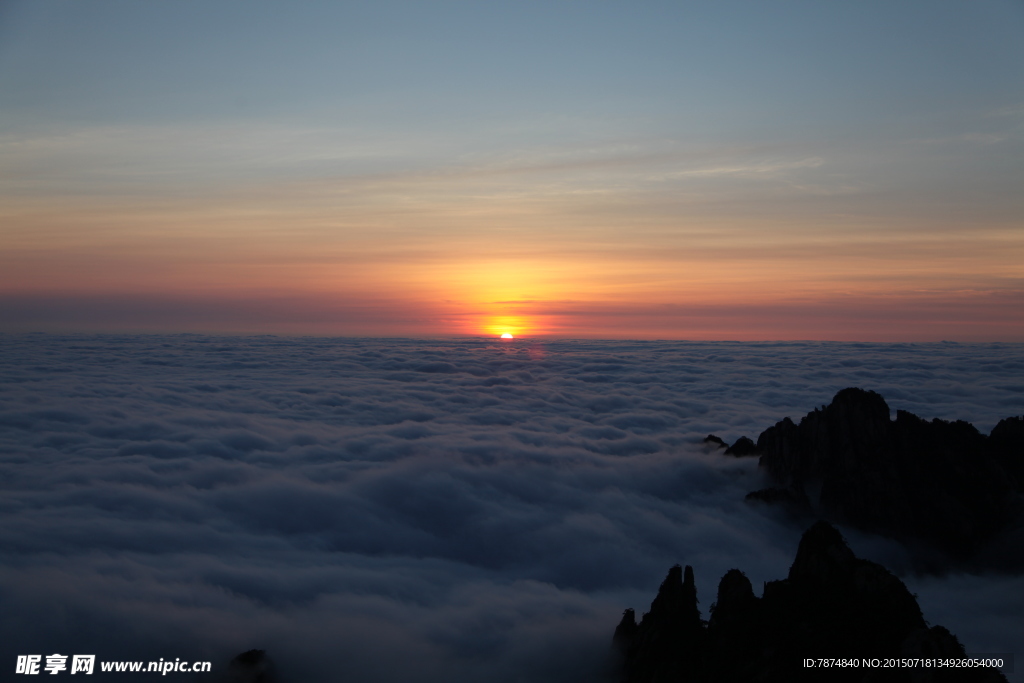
top-left (614, 564), bottom-right (706, 682)
top-left (744, 388), bottom-right (1024, 566)
top-left (702, 434), bottom-right (759, 456)
top-left (723, 436), bottom-right (759, 457)
top-left (613, 521), bottom-right (1007, 682)
top-left (222, 649), bottom-right (277, 683)
top-left (702, 435), bottom-right (727, 449)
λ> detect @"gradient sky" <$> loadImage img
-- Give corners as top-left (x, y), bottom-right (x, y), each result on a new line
top-left (1, 0), bottom-right (1022, 339)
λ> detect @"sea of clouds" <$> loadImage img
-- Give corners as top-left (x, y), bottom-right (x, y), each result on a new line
top-left (1, 335), bottom-right (1022, 682)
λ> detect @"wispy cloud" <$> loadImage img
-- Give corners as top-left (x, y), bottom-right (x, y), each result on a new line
top-left (653, 156), bottom-right (823, 179)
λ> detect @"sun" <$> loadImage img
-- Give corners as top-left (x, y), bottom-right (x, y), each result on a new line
top-left (500, 333), bottom-right (514, 339)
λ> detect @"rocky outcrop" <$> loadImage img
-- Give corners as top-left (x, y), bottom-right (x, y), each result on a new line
top-left (702, 435), bottom-right (727, 449)
top-left (613, 522), bottom-right (1007, 683)
top-left (746, 388), bottom-right (1024, 564)
top-left (222, 650), bottom-right (277, 683)
top-left (703, 434), bottom-right (760, 457)
top-left (724, 436), bottom-right (759, 457)
top-left (614, 565), bottom-right (706, 682)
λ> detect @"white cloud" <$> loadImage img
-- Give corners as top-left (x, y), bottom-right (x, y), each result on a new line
top-left (0, 336), bottom-right (1022, 681)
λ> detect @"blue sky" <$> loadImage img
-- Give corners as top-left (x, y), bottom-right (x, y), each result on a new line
top-left (3, 2), bottom-right (1020, 126)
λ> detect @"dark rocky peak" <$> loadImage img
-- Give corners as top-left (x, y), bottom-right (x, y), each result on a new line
top-left (612, 522), bottom-right (1007, 682)
top-left (747, 388), bottom-right (1024, 567)
top-left (723, 436), bottom-right (758, 457)
top-left (706, 569), bottom-right (757, 632)
top-left (613, 608), bottom-right (638, 653)
top-left (702, 434), bottom-right (726, 449)
top-left (713, 569), bottom-right (754, 609)
top-left (892, 410), bottom-right (987, 459)
top-left (645, 564), bottom-right (701, 629)
top-left (651, 564), bottom-right (683, 610)
top-left (990, 415), bottom-right (1024, 446)
top-left (831, 386), bottom-right (891, 421)
top-left (753, 416), bottom-right (801, 486)
top-left (223, 649), bottom-right (277, 683)
top-left (704, 433), bottom-right (759, 456)
top-left (782, 523), bottom-right (926, 651)
top-left (615, 565), bottom-right (705, 683)
top-left (758, 387), bottom-right (892, 483)
top-left (787, 519), bottom-right (858, 584)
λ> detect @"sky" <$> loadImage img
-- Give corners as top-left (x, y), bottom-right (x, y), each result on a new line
top-left (0, 0), bottom-right (1022, 339)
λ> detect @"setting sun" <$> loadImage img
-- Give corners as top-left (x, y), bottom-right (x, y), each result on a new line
top-left (480, 315), bottom-right (530, 338)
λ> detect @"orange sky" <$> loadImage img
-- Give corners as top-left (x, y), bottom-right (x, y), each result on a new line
top-left (1, 3), bottom-right (1022, 340)
top-left (2, 149), bottom-right (1020, 340)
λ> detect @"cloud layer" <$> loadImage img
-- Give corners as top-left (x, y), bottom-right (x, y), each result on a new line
top-left (1, 336), bottom-right (1022, 681)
